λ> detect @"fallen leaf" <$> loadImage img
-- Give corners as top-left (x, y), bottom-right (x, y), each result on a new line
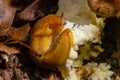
top-left (8, 23), bottom-right (31, 41)
top-left (18, 0), bottom-right (41, 21)
top-left (1, 0), bottom-right (21, 26)
top-left (0, 43), bottom-right (20, 55)
top-left (0, 0), bottom-right (22, 36)
top-left (0, 76), bottom-right (3, 80)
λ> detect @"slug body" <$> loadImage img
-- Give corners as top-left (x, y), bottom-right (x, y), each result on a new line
top-left (30, 14), bottom-right (74, 68)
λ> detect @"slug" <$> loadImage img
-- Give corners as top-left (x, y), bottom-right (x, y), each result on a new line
top-left (29, 14), bottom-right (74, 68)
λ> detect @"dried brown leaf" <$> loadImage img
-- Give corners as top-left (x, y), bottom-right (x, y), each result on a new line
top-left (8, 23), bottom-right (31, 41)
top-left (0, 0), bottom-right (4, 18)
top-left (0, 43), bottom-right (20, 55)
top-left (0, 76), bottom-right (3, 80)
top-left (0, 25), bottom-right (10, 36)
top-left (87, 0), bottom-right (120, 18)
top-left (18, 0), bottom-right (41, 21)
top-left (0, 0), bottom-right (22, 36)
top-left (1, 0), bottom-right (21, 26)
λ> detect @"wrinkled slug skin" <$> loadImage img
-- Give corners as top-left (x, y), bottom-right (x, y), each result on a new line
top-left (29, 14), bottom-right (74, 68)
top-left (31, 14), bottom-right (64, 37)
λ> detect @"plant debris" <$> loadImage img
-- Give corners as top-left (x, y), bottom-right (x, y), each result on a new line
top-left (87, 0), bottom-right (120, 18)
top-left (8, 23), bottom-right (31, 41)
top-left (18, 0), bottom-right (41, 21)
top-left (0, 43), bottom-right (19, 55)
